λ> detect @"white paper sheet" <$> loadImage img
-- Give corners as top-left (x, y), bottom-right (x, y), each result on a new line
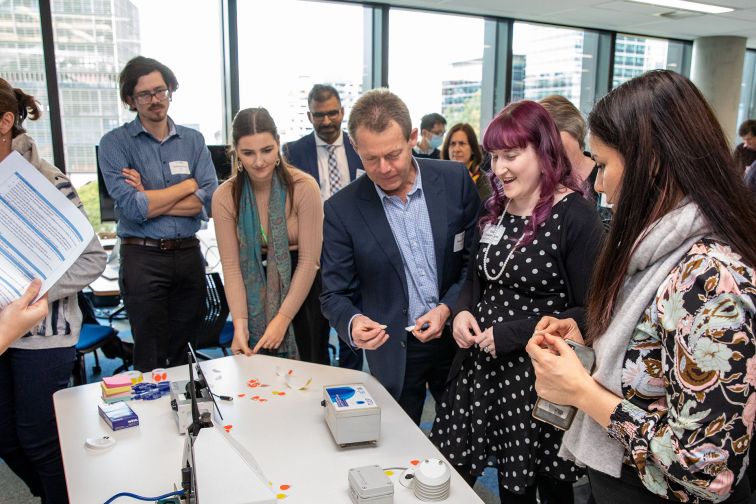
top-left (0, 151), bottom-right (94, 307)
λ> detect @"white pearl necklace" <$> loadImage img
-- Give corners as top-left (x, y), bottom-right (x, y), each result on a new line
top-left (482, 202), bottom-right (528, 282)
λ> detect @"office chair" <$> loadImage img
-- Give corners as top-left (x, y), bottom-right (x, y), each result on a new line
top-left (74, 292), bottom-right (125, 385)
top-left (195, 272), bottom-right (231, 360)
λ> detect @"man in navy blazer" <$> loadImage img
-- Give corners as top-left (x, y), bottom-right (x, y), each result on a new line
top-left (283, 84), bottom-right (363, 195)
top-left (283, 84), bottom-right (365, 371)
top-left (284, 129), bottom-right (362, 186)
top-left (320, 89), bottom-right (480, 424)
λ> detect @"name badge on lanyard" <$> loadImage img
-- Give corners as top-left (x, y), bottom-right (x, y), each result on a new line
top-left (480, 224), bottom-right (505, 246)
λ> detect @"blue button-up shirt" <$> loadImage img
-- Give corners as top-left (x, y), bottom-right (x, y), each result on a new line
top-left (98, 117), bottom-right (218, 239)
top-left (375, 161), bottom-right (439, 326)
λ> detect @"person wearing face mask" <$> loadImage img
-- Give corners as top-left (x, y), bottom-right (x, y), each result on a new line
top-left (413, 112), bottom-right (446, 159)
top-left (441, 122), bottom-right (491, 200)
top-left (213, 108), bottom-right (323, 360)
top-left (431, 100), bottom-right (605, 503)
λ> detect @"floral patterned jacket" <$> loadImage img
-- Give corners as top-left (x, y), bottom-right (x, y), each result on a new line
top-left (607, 239), bottom-right (756, 502)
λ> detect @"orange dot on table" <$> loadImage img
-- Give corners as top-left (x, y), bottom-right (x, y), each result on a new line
top-left (279, 485), bottom-right (290, 491)
top-left (276, 494), bottom-right (287, 500)
top-left (238, 394), bottom-right (246, 398)
top-left (278, 392), bottom-right (286, 396)
top-left (288, 369), bottom-right (293, 375)
top-left (410, 459), bottom-right (420, 466)
top-left (252, 395), bottom-right (260, 400)
top-left (260, 398), bottom-right (268, 402)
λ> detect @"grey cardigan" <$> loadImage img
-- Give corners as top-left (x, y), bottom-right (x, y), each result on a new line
top-left (9, 134), bottom-right (106, 350)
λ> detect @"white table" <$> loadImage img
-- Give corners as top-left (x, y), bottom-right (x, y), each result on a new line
top-left (54, 354), bottom-right (483, 503)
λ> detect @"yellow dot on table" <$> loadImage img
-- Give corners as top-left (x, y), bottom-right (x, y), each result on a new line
top-left (276, 493), bottom-right (287, 499)
top-left (384, 470), bottom-right (394, 476)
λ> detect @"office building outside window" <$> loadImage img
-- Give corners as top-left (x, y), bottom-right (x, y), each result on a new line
top-left (389, 9), bottom-right (485, 135)
top-left (237, 1), bottom-right (369, 145)
top-left (50, 0), bottom-right (223, 181)
top-left (612, 34), bottom-right (687, 88)
top-left (0, 0), bottom-right (54, 160)
top-left (512, 22), bottom-right (601, 116)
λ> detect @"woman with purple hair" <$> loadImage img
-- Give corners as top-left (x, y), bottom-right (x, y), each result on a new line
top-left (431, 100), bottom-right (605, 503)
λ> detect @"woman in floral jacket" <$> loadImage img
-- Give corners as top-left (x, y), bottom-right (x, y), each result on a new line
top-left (526, 70), bottom-right (756, 503)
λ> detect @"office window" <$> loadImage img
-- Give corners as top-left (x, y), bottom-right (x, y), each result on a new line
top-left (238, 1), bottom-right (369, 144)
top-left (512, 22), bottom-right (601, 116)
top-left (612, 34), bottom-right (686, 88)
top-left (52, 0), bottom-right (224, 179)
top-left (0, 0), bottom-right (54, 160)
top-left (736, 50), bottom-right (756, 141)
top-left (389, 9), bottom-right (485, 135)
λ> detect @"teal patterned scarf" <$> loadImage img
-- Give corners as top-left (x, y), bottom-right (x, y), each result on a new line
top-left (237, 172), bottom-right (299, 359)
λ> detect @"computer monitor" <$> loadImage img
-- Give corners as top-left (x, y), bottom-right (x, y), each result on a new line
top-left (95, 144), bottom-right (232, 222)
top-left (208, 144), bottom-right (233, 183)
top-left (95, 145), bottom-right (118, 222)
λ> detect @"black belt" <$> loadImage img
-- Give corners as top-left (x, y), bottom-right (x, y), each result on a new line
top-left (121, 237), bottom-right (199, 251)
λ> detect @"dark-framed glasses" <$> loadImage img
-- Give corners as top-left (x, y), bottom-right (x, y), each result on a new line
top-left (133, 88), bottom-right (171, 105)
top-left (310, 109), bottom-right (340, 120)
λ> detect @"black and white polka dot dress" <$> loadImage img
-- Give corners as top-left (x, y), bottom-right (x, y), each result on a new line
top-left (431, 196), bottom-right (581, 494)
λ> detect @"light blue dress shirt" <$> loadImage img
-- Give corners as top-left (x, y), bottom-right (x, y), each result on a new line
top-left (98, 117), bottom-right (218, 239)
top-left (374, 161), bottom-right (439, 326)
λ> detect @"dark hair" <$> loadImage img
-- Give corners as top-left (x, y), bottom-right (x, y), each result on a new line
top-left (119, 56), bottom-right (179, 112)
top-left (441, 123), bottom-right (483, 168)
top-left (308, 84), bottom-right (340, 106)
top-left (539, 95), bottom-right (586, 150)
top-left (420, 113), bottom-right (446, 132)
top-left (481, 100), bottom-right (584, 245)
top-left (348, 88), bottom-right (412, 143)
top-left (738, 119), bottom-right (756, 137)
top-left (0, 78), bottom-right (42, 138)
top-left (229, 108), bottom-right (295, 218)
top-left (586, 70), bottom-right (756, 341)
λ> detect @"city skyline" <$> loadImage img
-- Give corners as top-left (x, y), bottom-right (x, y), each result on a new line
top-left (0, 1), bottom-right (724, 187)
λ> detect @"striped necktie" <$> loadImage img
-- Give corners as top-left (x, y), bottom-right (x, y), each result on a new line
top-left (326, 144), bottom-right (341, 196)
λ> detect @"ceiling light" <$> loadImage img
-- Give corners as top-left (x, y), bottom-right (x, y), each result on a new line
top-left (626, 0), bottom-right (734, 14)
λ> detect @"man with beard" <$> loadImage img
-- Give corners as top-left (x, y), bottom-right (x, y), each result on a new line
top-left (98, 56), bottom-right (218, 371)
top-left (284, 84), bottom-right (364, 370)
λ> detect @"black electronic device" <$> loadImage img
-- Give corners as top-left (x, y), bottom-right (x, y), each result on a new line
top-left (186, 343), bottom-right (225, 421)
top-left (95, 145), bottom-right (118, 222)
top-left (181, 350), bottom-right (200, 504)
top-left (207, 145), bottom-right (232, 182)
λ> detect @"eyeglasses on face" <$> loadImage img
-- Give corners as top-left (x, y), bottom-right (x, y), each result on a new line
top-left (133, 88), bottom-right (171, 105)
top-left (310, 109), bottom-right (341, 120)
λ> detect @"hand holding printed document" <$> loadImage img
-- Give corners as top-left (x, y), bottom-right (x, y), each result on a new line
top-left (0, 151), bottom-right (94, 308)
